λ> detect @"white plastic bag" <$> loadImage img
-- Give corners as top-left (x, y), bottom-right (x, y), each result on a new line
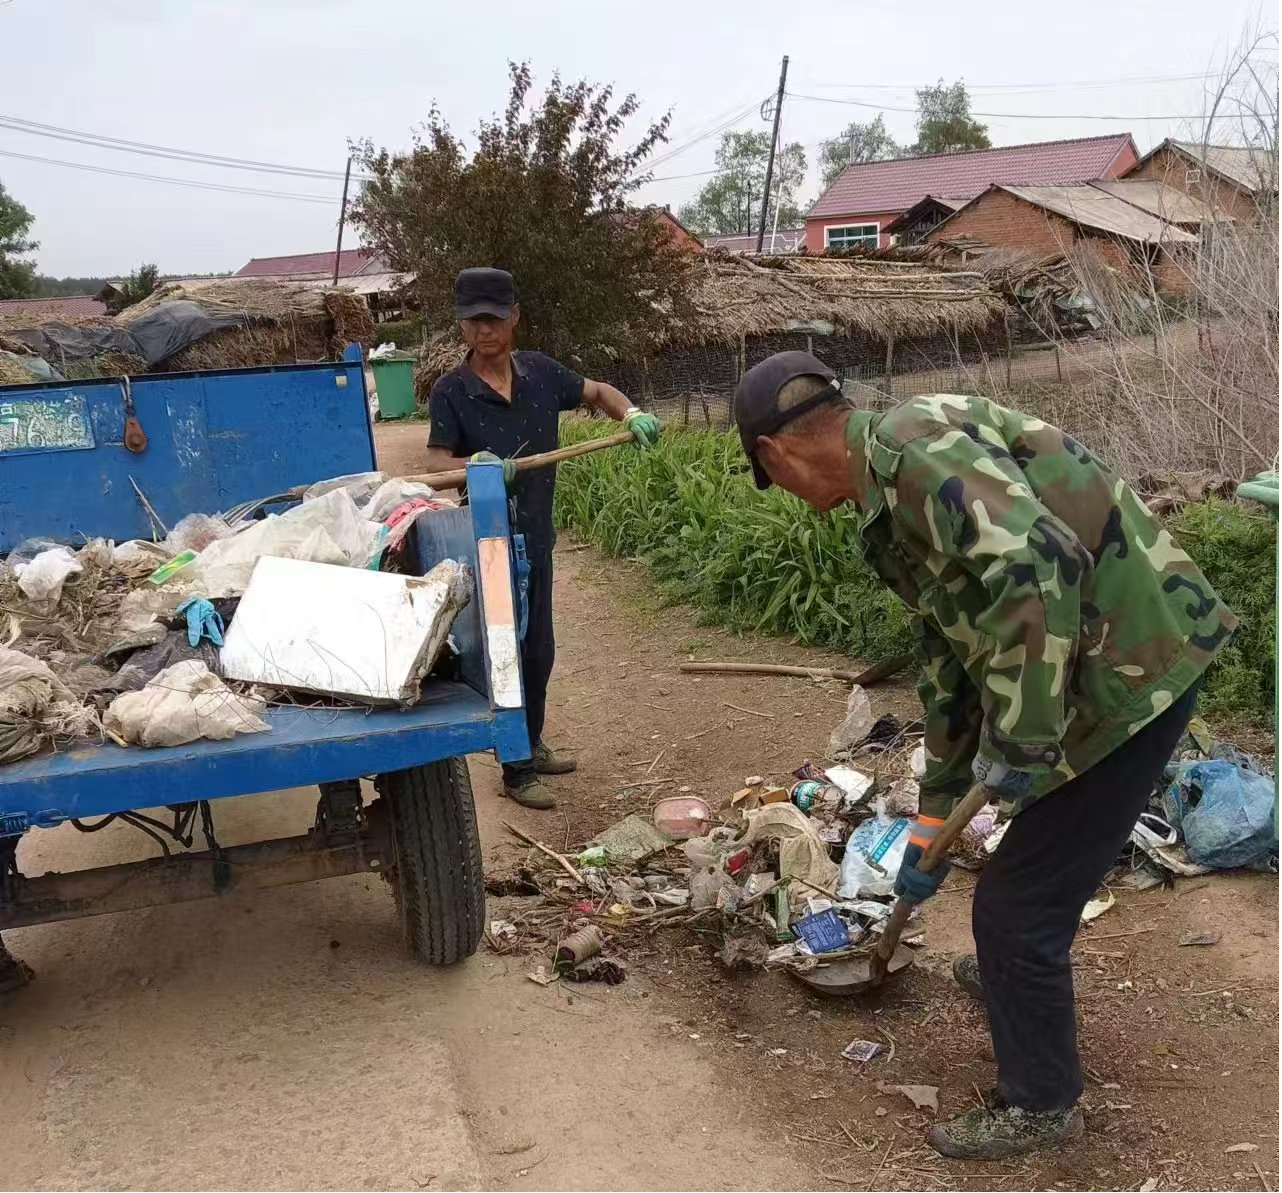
top-left (828, 684), bottom-right (874, 757)
top-left (837, 808), bottom-right (911, 899)
top-left (104, 659), bottom-right (268, 748)
top-left (187, 489), bottom-right (384, 598)
top-left (362, 478), bottom-right (436, 523)
top-left (14, 546), bottom-right (82, 610)
top-left (302, 472), bottom-right (387, 504)
top-left (163, 512), bottom-right (235, 555)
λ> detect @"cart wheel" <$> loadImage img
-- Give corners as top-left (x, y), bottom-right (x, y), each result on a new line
top-left (379, 757), bottom-right (485, 964)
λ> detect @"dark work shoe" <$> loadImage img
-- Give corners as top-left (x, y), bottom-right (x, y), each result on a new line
top-left (0, 946), bottom-right (33, 995)
top-left (532, 740), bottom-right (577, 775)
top-left (928, 1094), bottom-right (1084, 1160)
top-left (953, 953), bottom-right (985, 1000)
top-left (502, 774), bottom-right (557, 810)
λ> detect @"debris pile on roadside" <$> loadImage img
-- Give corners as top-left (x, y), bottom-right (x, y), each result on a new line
top-left (1117, 716), bottom-right (1277, 887)
top-left (0, 471), bottom-right (468, 764)
top-left (492, 685), bottom-right (1276, 992)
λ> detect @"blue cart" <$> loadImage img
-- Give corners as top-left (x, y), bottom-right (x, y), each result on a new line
top-left (0, 348), bottom-right (529, 965)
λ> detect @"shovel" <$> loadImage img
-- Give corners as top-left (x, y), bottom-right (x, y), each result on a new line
top-left (284, 430), bottom-right (638, 500)
top-left (794, 782), bottom-right (991, 997)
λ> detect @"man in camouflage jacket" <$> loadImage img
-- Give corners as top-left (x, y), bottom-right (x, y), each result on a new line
top-left (733, 351), bottom-right (1235, 1160)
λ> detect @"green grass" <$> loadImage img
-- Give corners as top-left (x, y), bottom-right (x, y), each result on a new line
top-left (554, 421), bottom-right (1276, 725)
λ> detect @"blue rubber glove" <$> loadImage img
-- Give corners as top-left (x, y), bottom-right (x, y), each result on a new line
top-left (175, 596), bottom-right (224, 647)
top-left (470, 451), bottom-right (518, 487)
top-left (893, 814), bottom-right (951, 904)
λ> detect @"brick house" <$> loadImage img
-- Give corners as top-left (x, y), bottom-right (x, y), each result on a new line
top-left (924, 182), bottom-right (1200, 294)
top-left (1123, 139), bottom-right (1276, 222)
top-left (805, 134), bottom-right (1138, 252)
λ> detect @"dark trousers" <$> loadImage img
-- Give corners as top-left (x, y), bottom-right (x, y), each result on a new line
top-left (973, 684), bottom-right (1198, 1112)
top-left (503, 555), bottom-right (555, 782)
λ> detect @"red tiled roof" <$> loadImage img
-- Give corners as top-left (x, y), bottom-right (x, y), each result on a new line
top-left (0, 295), bottom-right (107, 319)
top-left (234, 248), bottom-right (376, 278)
top-left (808, 134), bottom-right (1136, 220)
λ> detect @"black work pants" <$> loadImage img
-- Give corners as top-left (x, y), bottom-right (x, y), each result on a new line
top-left (503, 554), bottom-right (555, 782)
top-left (973, 683), bottom-right (1198, 1111)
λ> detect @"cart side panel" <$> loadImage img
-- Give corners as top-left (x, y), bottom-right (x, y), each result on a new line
top-left (0, 347), bottom-right (373, 552)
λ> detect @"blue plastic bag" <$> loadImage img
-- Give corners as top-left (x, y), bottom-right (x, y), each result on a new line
top-left (1163, 760), bottom-right (1277, 870)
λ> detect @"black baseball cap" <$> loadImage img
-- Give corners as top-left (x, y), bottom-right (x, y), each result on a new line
top-left (733, 351), bottom-right (841, 489)
top-left (454, 267), bottom-right (517, 320)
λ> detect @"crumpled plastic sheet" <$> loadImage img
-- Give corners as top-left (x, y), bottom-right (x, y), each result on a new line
top-left (13, 546), bottom-right (82, 611)
top-left (1163, 760), bottom-right (1277, 870)
top-left (739, 802), bottom-right (841, 907)
top-left (183, 488), bottom-right (384, 599)
top-left (104, 659), bottom-right (268, 748)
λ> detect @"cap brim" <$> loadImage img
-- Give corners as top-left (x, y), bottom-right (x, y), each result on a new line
top-left (749, 454), bottom-right (772, 490)
top-left (455, 301), bottom-right (512, 320)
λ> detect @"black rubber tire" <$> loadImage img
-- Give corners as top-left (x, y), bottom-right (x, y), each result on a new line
top-left (381, 757), bottom-right (485, 964)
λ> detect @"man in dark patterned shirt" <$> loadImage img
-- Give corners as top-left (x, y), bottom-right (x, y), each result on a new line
top-left (425, 268), bottom-right (658, 808)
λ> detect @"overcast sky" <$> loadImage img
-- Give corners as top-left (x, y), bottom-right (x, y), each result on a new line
top-left (2, 0), bottom-right (1274, 277)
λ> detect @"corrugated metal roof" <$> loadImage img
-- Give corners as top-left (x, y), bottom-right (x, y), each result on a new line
top-left (703, 228), bottom-right (806, 253)
top-left (1089, 179), bottom-right (1222, 225)
top-left (1173, 141), bottom-right (1276, 192)
top-left (809, 134), bottom-right (1135, 220)
top-left (1001, 185), bottom-right (1197, 244)
top-left (234, 249), bottom-right (377, 278)
top-left (0, 294), bottom-right (106, 319)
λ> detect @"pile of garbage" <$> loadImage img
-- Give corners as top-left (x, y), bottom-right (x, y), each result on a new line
top-left (1119, 716), bottom-right (1276, 885)
top-left (0, 471), bottom-right (467, 765)
top-left (496, 685), bottom-right (1276, 991)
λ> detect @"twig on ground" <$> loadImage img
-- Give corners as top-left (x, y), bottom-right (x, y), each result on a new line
top-left (722, 701), bottom-right (774, 719)
top-left (643, 702), bottom-right (674, 712)
top-left (866, 1139), bottom-right (894, 1191)
top-left (1080, 925), bottom-right (1156, 942)
top-left (683, 723), bottom-right (723, 740)
top-left (502, 821), bottom-right (583, 884)
top-left (1253, 1161), bottom-right (1271, 1192)
top-left (646, 749), bottom-right (665, 776)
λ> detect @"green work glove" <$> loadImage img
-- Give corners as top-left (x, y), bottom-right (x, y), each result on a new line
top-left (622, 408), bottom-right (661, 449)
top-left (470, 451), bottom-right (517, 488)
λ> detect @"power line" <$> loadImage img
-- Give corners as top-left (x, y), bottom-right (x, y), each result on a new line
top-left (791, 71), bottom-right (1220, 94)
top-left (787, 92), bottom-right (1203, 120)
top-left (0, 113), bottom-right (369, 181)
top-left (643, 96), bottom-right (771, 170)
top-left (0, 147), bottom-right (338, 203)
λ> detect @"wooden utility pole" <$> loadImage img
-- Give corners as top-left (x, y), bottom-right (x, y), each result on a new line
top-left (756, 55), bottom-right (789, 254)
top-left (331, 157), bottom-right (353, 287)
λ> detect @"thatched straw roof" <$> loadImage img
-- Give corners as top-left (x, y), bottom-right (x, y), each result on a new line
top-left (678, 253), bottom-right (1004, 346)
top-left (413, 253), bottom-right (1005, 399)
top-left (0, 277), bottom-right (374, 381)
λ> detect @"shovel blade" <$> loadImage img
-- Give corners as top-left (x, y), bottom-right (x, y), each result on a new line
top-left (791, 944), bottom-right (916, 997)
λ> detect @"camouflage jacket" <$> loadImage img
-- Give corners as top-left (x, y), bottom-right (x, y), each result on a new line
top-left (845, 394), bottom-right (1236, 819)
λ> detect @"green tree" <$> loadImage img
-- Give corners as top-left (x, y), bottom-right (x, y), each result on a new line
top-left (105, 262), bottom-right (160, 313)
top-left (677, 130), bottom-right (808, 236)
top-left (350, 62), bottom-right (693, 368)
top-left (819, 114), bottom-right (900, 187)
top-left (0, 181), bottom-right (38, 300)
top-left (912, 80), bottom-right (991, 155)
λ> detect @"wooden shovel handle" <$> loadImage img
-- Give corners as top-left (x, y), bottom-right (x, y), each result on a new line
top-left (396, 430), bottom-right (637, 490)
top-left (868, 783), bottom-right (991, 985)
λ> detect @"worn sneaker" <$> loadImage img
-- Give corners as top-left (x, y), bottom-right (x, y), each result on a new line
top-left (953, 953), bottom-right (985, 1000)
top-left (532, 740), bottom-right (577, 775)
top-left (928, 1093), bottom-right (1084, 1160)
top-left (502, 774), bottom-right (557, 809)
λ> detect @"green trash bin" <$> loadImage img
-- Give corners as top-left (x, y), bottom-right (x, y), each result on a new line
top-left (1235, 468), bottom-right (1276, 840)
top-left (370, 356), bottom-right (417, 421)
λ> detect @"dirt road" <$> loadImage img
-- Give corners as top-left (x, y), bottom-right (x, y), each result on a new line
top-left (1, 422), bottom-right (1274, 1191)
